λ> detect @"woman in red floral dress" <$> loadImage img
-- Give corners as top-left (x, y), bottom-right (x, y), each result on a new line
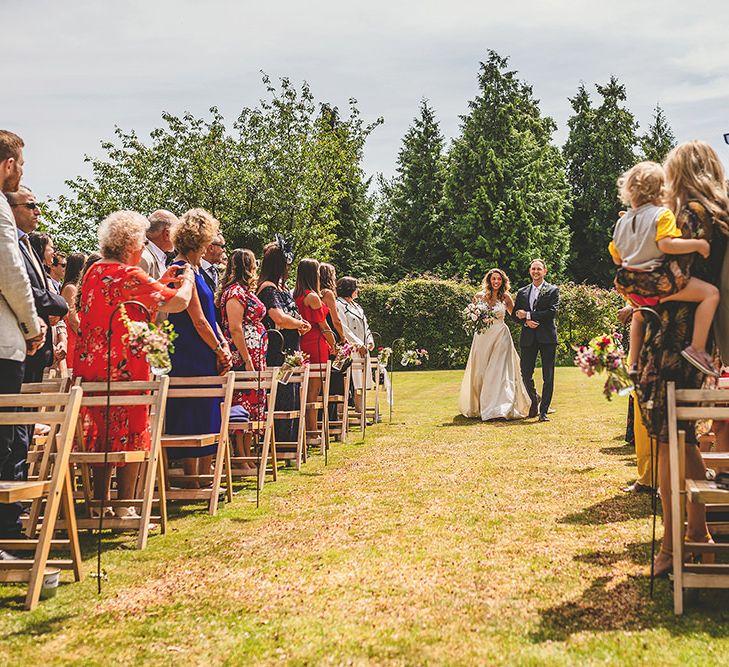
top-left (218, 249), bottom-right (268, 469)
top-left (74, 210), bottom-right (194, 516)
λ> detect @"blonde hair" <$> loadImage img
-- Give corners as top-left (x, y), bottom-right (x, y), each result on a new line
top-left (664, 141), bottom-right (729, 237)
top-left (98, 210), bottom-right (149, 262)
top-left (172, 208), bottom-right (219, 256)
top-left (617, 161), bottom-right (665, 208)
top-left (481, 268), bottom-right (510, 302)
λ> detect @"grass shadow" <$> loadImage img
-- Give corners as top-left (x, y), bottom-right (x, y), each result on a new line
top-left (531, 573), bottom-right (729, 642)
top-left (600, 443), bottom-right (634, 456)
top-left (559, 493), bottom-right (654, 525)
top-left (0, 611), bottom-right (73, 634)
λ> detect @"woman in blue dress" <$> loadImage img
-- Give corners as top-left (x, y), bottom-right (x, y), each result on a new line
top-left (166, 209), bottom-right (232, 486)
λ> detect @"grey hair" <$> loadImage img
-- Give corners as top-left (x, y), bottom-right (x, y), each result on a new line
top-left (147, 209), bottom-right (178, 237)
top-left (98, 210), bottom-right (149, 262)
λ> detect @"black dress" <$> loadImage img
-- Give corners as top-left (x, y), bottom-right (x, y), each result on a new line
top-left (258, 285), bottom-right (302, 443)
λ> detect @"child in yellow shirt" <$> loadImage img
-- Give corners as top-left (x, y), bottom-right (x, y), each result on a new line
top-left (610, 161), bottom-right (720, 377)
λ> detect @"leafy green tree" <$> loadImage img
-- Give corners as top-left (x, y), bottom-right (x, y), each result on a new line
top-left (442, 52), bottom-right (572, 284)
top-left (45, 75), bottom-right (381, 262)
top-left (387, 99), bottom-right (448, 277)
top-left (640, 104), bottom-right (676, 163)
top-left (564, 76), bottom-right (639, 286)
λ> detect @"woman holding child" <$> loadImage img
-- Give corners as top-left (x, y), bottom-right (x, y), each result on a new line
top-left (624, 141), bottom-right (729, 576)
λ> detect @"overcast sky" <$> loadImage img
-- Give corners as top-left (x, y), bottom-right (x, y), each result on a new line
top-left (4, 0), bottom-right (729, 202)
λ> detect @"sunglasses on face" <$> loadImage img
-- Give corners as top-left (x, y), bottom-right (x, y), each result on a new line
top-left (210, 242), bottom-right (225, 249)
top-left (10, 202), bottom-right (39, 210)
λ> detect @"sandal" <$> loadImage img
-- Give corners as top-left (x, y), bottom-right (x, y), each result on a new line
top-left (89, 507), bottom-right (115, 519)
top-left (116, 506), bottom-right (140, 520)
top-left (652, 549), bottom-right (673, 577)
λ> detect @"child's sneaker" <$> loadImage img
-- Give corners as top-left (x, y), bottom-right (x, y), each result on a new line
top-left (681, 347), bottom-right (720, 377)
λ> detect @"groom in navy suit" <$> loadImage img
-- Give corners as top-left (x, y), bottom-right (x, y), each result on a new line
top-left (513, 259), bottom-right (559, 422)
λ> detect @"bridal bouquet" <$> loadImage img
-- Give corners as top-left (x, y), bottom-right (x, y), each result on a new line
top-left (401, 347), bottom-right (429, 367)
top-left (462, 301), bottom-right (496, 336)
top-left (278, 350), bottom-right (309, 383)
top-left (332, 342), bottom-right (355, 371)
top-left (119, 304), bottom-right (177, 375)
top-left (573, 332), bottom-right (633, 400)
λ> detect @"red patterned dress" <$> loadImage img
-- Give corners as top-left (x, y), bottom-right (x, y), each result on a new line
top-left (219, 282), bottom-right (268, 419)
top-left (73, 263), bottom-right (176, 460)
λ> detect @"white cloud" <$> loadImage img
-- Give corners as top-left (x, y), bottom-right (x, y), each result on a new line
top-left (4, 0), bottom-right (729, 200)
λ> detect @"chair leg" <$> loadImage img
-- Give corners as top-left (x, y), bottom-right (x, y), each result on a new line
top-left (61, 473), bottom-right (83, 582)
top-left (24, 467), bottom-right (69, 610)
top-left (156, 455), bottom-right (168, 535)
top-left (208, 442), bottom-right (226, 516)
top-left (224, 437), bottom-right (233, 503)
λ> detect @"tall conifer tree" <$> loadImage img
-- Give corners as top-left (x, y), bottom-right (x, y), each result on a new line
top-left (564, 76), bottom-right (638, 286)
top-left (640, 104), bottom-right (676, 163)
top-left (387, 99), bottom-right (448, 277)
top-left (442, 51), bottom-right (571, 283)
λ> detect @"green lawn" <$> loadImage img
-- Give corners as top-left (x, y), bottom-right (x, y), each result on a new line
top-left (1, 368), bottom-right (728, 666)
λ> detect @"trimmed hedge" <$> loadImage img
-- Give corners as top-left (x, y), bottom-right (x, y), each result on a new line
top-left (358, 277), bottom-right (625, 369)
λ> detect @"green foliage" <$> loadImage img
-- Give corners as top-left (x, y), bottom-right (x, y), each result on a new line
top-left (359, 277), bottom-right (625, 368)
top-left (358, 277), bottom-right (474, 369)
top-left (44, 75), bottom-right (382, 261)
top-left (564, 78), bottom-right (639, 287)
top-left (640, 104), bottom-right (676, 163)
top-left (441, 51), bottom-right (572, 283)
top-left (382, 99), bottom-right (449, 278)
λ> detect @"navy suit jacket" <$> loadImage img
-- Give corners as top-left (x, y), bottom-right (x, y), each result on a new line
top-left (512, 282), bottom-right (559, 347)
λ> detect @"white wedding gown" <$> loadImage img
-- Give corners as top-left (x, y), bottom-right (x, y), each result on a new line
top-left (458, 300), bottom-right (531, 420)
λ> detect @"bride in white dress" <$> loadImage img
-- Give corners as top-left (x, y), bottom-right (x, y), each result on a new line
top-left (459, 268), bottom-right (531, 420)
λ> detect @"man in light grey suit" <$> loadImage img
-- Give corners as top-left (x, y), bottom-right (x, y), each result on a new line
top-left (139, 209), bottom-right (177, 281)
top-left (0, 130), bottom-right (47, 547)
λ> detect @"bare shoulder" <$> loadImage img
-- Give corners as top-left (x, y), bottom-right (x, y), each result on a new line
top-left (304, 291), bottom-right (322, 309)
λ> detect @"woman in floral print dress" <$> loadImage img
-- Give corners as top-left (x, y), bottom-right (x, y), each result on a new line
top-left (633, 141), bottom-right (729, 576)
top-left (218, 249), bottom-right (268, 468)
top-left (74, 210), bottom-right (194, 515)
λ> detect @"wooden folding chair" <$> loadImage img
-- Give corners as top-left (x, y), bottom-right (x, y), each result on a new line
top-left (0, 387), bottom-right (83, 610)
top-left (228, 370), bottom-right (279, 489)
top-left (667, 382), bottom-right (729, 615)
top-left (21, 377), bottom-right (72, 480)
top-left (52, 376), bottom-right (171, 550)
top-left (161, 372), bottom-right (235, 515)
top-left (271, 365), bottom-right (310, 469)
top-left (306, 361), bottom-right (331, 455)
top-left (347, 356), bottom-right (368, 436)
top-left (365, 355), bottom-right (381, 426)
top-left (327, 363), bottom-right (351, 443)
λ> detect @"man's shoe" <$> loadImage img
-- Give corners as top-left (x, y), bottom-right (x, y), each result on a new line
top-left (538, 413), bottom-right (550, 422)
top-left (0, 549), bottom-right (20, 561)
top-left (528, 401), bottom-right (539, 419)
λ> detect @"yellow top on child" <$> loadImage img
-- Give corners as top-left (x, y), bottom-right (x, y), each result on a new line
top-left (608, 205), bottom-right (682, 270)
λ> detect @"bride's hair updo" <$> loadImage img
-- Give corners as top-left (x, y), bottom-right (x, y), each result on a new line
top-left (481, 268), bottom-right (510, 302)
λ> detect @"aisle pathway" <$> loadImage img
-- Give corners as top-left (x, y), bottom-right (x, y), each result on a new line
top-left (1, 369), bottom-right (728, 665)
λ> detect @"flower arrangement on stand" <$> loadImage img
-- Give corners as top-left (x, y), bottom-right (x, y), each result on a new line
top-left (462, 301), bottom-right (496, 336)
top-left (332, 342), bottom-right (355, 372)
top-left (400, 348), bottom-right (429, 367)
top-left (573, 332), bottom-right (633, 400)
top-left (119, 304), bottom-right (177, 376)
top-left (278, 350), bottom-right (309, 384)
top-left (377, 346), bottom-right (393, 367)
